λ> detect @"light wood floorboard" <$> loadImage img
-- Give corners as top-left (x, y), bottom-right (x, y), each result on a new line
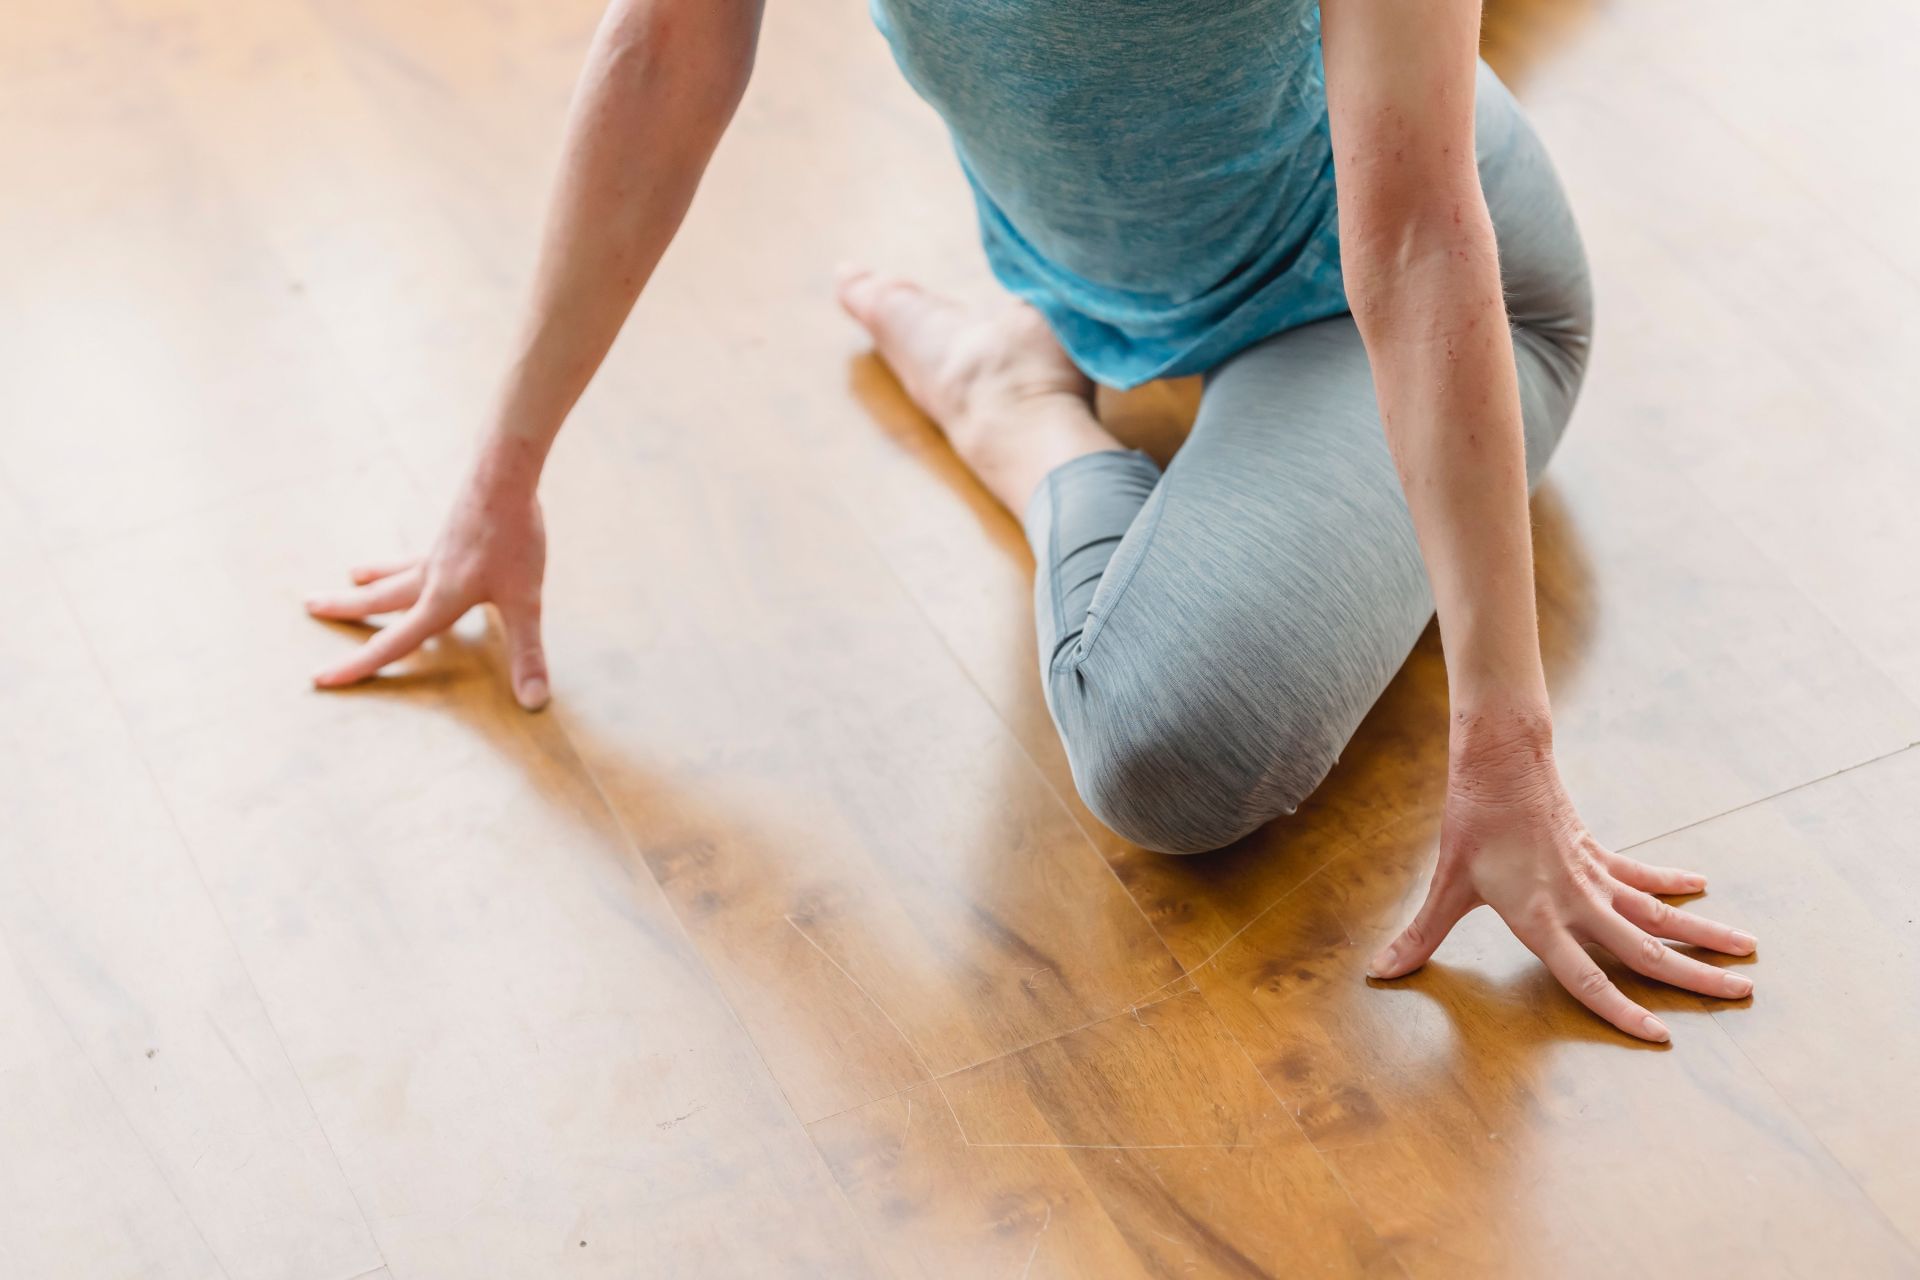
top-left (2, 0), bottom-right (1915, 1276)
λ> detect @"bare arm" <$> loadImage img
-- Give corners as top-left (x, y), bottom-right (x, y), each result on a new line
top-left (1322, 0), bottom-right (1755, 1039)
top-left (1324, 0), bottom-right (1543, 720)
top-left (306, 0), bottom-right (763, 705)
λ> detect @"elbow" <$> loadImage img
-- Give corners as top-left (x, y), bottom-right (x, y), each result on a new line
top-left (695, 24), bottom-right (758, 126)
top-left (1338, 182), bottom-right (1501, 348)
top-left (593, 0), bottom-right (759, 136)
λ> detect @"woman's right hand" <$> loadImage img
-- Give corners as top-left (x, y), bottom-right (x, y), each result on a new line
top-left (305, 463), bottom-right (551, 709)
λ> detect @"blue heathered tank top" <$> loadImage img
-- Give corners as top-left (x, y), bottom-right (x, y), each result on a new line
top-left (870, 0), bottom-right (1348, 389)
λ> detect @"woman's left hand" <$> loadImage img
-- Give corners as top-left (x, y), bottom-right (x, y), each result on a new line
top-left (1367, 716), bottom-right (1757, 1042)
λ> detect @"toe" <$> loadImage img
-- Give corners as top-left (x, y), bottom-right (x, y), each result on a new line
top-left (839, 272), bottom-right (952, 370)
top-left (834, 263), bottom-right (888, 325)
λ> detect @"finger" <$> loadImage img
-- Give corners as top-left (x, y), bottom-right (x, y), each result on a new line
top-left (305, 567), bottom-right (425, 621)
top-left (349, 558), bottom-right (420, 586)
top-left (1583, 905), bottom-right (1754, 1001)
top-left (1614, 887), bottom-right (1756, 957)
top-left (1523, 922), bottom-right (1670, 1042)
top-left (1368, 871), bottom-right (1478, 979)
top-left (1599, 849), bottom-right (1706, 896)
top-left (499, 597), bottom-right (550, 711)
top-left (312, 601), bottom-right (452, 688)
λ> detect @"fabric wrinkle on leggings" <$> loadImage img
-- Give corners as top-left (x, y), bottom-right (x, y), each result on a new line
top-left (1027, 449), bottom-right (1164, 672)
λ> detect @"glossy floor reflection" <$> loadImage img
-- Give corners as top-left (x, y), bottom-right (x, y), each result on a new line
top-left (2, 0), bottom-right (1916, 1276)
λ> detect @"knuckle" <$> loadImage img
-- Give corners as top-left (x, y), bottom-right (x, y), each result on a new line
top-left (1582, 876), bottom-right (1615, 913)
top-left (1639, 934), bottom-right (1668, 967)
top-left (1643, 897), bottom-right (1672, 929)
top-left (1400, 917), bottom-right (1428, 948)
top-left (1565, 860), bottom-right (1607, 904)
top-left (1520, 896), bottom-right (1559, 933)
top-left (1575, 967), bottom-right (1612, 999)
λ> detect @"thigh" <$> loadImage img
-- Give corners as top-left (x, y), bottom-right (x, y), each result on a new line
top-left (1072, 313), bottom-right (1436, 800)
top-left (1042, 311), bottom-right (1433, 851)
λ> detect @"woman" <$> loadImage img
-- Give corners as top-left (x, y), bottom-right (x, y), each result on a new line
top-left (305, 0), bottom-right (1757, 1040)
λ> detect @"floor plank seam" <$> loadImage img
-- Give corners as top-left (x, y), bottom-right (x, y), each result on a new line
top-left (1708, 1006), bottom-right (1920, 1261)
top-left (786, 912), bottom-right (1259, 1153)
top-left (0, 460), bottom-right (382, 1280)
top-left (44, 589), bottom-right (385, 1276)
top-left (0, 901), bottom-right (240, 1280)
top-left (1179, 924), bottom-right (1411, 1276)
top-left (793, 832), bottom-right (1374, 1134)
top-left (782, 912), bottom-right (979, 1144)
top-left (794, 817), bottom-right (1382, 1136)
top-left (804, 452), bottom-right (1200, 984)
top-left (1615, 740), bottom-right (1919, 855)
top-left (270, 164), bottom-right (900, 1264)
top-left (156, 22), bottom-right (894, 1258)
top-left (1636, 48), bottom-right (1920, 306)
top-left (520, 716), bottom-right (895, 1269)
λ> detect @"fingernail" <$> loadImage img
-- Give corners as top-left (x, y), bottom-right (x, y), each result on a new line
top-left (1731, 930), bottom-right (1756, 953)
top-left (1641, 1015), bottom-right (1670, 1042)
top-left (1366, 945), bottom-right (1397, 977)
top-left (1683, 875), bottom-right (1707, 892)
top-left (1726, 974), bottom-right (1753, 998)
top-left (518, 677), bottom-right (549, 710)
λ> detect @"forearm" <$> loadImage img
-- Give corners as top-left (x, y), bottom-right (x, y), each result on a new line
top-left (478, 0), bottom-right (759, 492)
top-left (1348, 203), bottom-right (1550, 730)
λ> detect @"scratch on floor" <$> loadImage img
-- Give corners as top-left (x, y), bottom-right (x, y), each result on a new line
top-left (1327, 907), bottom-right (1355, 950)
top-left (967, 1140), bottom-right (1256, 1151)
top-left (1116, 889), bottom-right (1297, 1012)
top-left (1117, 838), bottom-right (1373, 1015)
top-left (1015, 1205), bottom-right (1052, 1280)
top-left (785, 914), bottom-right (1258, 1154)
top-left (656, 1103), bottom-right (706, 1131)
top-left (784, 913), bottom-right (975, 1144)
top-left (1152, 1224), bottom-right (1202, 1270)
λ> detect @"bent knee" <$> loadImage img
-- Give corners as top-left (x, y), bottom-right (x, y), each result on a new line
top-left (1059, 681), bottom-right (1344, 856)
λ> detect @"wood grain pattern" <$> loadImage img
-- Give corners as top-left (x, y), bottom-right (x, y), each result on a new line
top-left (0, 931), bottom-right (224, 1280)
top-left (0, 468), bottom-right (378, 1279)
top-left (1625, 748), bottom-right (1920, 1252)
top-left (3, 0), bottom-right (1917, 1274)
top-left (812, 989), bottom-right (1395, 1279)
top-left (49, 469), bottom-right (882, 1278)
top-left (1183, 809), bottom-right (1919, 1276)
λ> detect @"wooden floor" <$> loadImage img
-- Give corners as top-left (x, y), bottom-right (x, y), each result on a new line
top-left (4, 1), bottom-right (1918, 1276)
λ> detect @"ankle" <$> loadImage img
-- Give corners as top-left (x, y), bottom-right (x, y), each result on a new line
top-left (950, 387), bottom-right (1094, 459)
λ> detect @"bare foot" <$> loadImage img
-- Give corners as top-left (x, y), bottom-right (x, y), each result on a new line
top-left (836, 265), bottom-right (1119, 511)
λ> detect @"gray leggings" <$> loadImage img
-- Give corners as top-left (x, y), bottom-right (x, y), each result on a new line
top-left (1024, 68), bottom-right (1593, 854)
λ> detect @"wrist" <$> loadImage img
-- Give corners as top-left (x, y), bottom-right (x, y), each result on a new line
top-left (469, 429), bottom-right (547, 500)
top-left (1448, 703), bottom-right (1556, 790)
